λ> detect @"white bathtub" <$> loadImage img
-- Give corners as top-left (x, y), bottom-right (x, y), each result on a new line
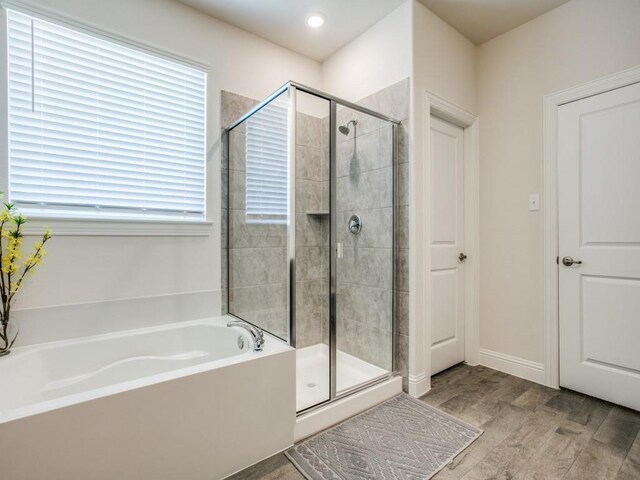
top-left (0, 316), bottom-right (295, 480)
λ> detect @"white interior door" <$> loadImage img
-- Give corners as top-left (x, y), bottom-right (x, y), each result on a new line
top-left (558, 81), bottom-right (640, 411)
top-left (430, 115), bottom-right (466, 375)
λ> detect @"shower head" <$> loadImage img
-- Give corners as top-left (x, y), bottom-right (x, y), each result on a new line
top-left (339, 119), bottom-right (358, 136)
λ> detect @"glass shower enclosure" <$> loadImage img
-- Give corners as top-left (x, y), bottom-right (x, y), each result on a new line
top-left (225, 82), bottom-right (398, 413)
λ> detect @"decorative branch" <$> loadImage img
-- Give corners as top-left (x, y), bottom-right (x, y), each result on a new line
top-left (0, 193), bottom-right (52, 354)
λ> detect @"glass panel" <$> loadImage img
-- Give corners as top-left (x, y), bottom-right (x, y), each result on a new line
top-left (294, 90), bottom-right (331, 411)
top-left (335, 105), bottom-right (394, 394)
top-left (228, 90), bottom-right (290, 342)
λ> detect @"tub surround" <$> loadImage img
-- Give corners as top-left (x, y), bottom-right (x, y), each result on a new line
top-left (10, 290), bottom-right (219, 347)
top-left (0, 316), bottom-right (295, 480)
top-left (0, 318), bottom-right (260, 421)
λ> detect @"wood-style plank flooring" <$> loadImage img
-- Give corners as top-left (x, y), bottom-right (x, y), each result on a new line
top-left (229, 364), bottom-right (640, 480)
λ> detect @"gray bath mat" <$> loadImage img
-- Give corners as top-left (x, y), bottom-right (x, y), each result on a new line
top-left (286, 393), bottom-right (482, 480)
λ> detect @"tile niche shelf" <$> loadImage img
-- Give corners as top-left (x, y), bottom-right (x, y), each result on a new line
top-left (306, 211), bottom-right (329, 216)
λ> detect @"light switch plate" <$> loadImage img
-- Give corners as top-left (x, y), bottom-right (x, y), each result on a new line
top-left (529, 193), bottom-right (540, 211)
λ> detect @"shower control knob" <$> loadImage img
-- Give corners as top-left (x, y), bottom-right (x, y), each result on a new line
top-left (348, 214), bottom-right (362, 235)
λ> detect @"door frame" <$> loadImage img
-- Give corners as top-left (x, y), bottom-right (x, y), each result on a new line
top-left (416, 91), bottom-right (480, 393)
top-left (543, 65), bottom-right (640, 388)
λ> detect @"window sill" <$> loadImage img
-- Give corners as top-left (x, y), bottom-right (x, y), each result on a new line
top-left (20, 217), bottom-right (214, 237)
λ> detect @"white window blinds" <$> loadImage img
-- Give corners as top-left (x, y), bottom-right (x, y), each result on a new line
top-left (245, 96), bottom-right (289, 223)
top-left (6, 9), bottom-right (207, 221)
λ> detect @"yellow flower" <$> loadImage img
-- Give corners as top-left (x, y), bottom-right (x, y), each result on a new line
top-left (7, 237), bottom-right (23, 257)
top-left (22, 245), bottom-right (47, 270)
top-left (2, 233), bottom-right (24, 275)
top-left (0, 196), bottom-right (52, 300)
top-left (1, 257), bottom-right (19, 275)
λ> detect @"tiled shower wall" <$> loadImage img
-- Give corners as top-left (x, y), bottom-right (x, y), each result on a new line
top-left (384, 79), bottom-right (410, 391)
top-left (221, 78), bottom-right (410, 389)
top-left (334, 107), bottom-right (394, 371)
top-left (294, 109), bottom-right (329, 348)
top-left (338, 79), bottom-right (410, 384)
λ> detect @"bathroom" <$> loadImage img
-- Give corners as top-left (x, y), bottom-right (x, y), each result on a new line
top-left (1, 1), bottom-right (640, 479)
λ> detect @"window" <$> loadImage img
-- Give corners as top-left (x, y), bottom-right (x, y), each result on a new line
top-left (245, 96), bottom-right (289, 223)
top-left (5, 10), bottom-right (207, 222)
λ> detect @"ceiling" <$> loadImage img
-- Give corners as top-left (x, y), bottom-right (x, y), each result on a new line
top-left (177, 0), bottom-right (572, 61)
top-left (417, 0), bottom-right (571, 45)
top-left (177, 0), bottom-right (406, 61)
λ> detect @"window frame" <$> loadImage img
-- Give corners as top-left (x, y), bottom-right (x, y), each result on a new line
top-left (0, 4), bottom-right (212, 236)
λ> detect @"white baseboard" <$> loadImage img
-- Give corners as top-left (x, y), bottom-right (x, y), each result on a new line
top-left (408, 372), bottom-right (430, 398)
top-left (479, 348), bottom-right (546, 385)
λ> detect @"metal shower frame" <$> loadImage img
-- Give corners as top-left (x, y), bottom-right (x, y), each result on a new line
top-left (225, 81), bottom-right (400, 415)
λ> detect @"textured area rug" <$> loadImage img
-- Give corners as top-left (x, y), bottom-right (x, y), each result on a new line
top-left (286, 394), bottom-right (482, 480)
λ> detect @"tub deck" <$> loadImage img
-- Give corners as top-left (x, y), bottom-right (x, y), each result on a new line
top-left (0, 316), bottom-right (295, 480)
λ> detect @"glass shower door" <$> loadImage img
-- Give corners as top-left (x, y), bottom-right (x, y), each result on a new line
top-left (334, 104), bottom-right (395, 395)
top-left (293, 89), bottom-right (331, 411)
top-left (227, 90), bottom-right (291, 342)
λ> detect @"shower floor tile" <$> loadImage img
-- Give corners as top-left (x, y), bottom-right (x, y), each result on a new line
top-left (296, 343), bottom-right (388, 412)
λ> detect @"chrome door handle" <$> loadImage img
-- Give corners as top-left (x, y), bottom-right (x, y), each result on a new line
top-left (458, 253), bottom-right (468, 262)
top-left (562, 256), bottom-right (582, 267)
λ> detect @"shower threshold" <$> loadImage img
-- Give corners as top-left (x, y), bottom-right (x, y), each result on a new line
top-left (295, 343), bottom-right (388, 412)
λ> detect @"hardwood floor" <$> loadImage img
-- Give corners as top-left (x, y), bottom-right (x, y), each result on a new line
top-left (228, 364), bottom-right (640, 479)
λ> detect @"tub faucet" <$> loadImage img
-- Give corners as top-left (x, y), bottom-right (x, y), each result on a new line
top-left (226, 320), bottom-right (264, 351)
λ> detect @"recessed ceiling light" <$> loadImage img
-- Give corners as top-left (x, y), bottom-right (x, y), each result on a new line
top-left (306, 13), bottom-right (325, 28)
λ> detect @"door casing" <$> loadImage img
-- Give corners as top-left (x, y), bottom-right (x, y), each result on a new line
top-left (416, 91), bottom-right (480, 395)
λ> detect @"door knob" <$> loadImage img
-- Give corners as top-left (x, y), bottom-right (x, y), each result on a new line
top-left (562, 256), bottom-right (582, 267)
top-left (458, 253), bottom-right (468, 262)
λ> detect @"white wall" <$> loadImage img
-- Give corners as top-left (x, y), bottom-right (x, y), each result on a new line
top-left (7, 0), bottom-right (322, 340)
top-left (412, 1), bottom-right (476, 114)
top-left (477, 0), bottom-right (640, 364)
top-left (321, 1), bottom-right (412, 101)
